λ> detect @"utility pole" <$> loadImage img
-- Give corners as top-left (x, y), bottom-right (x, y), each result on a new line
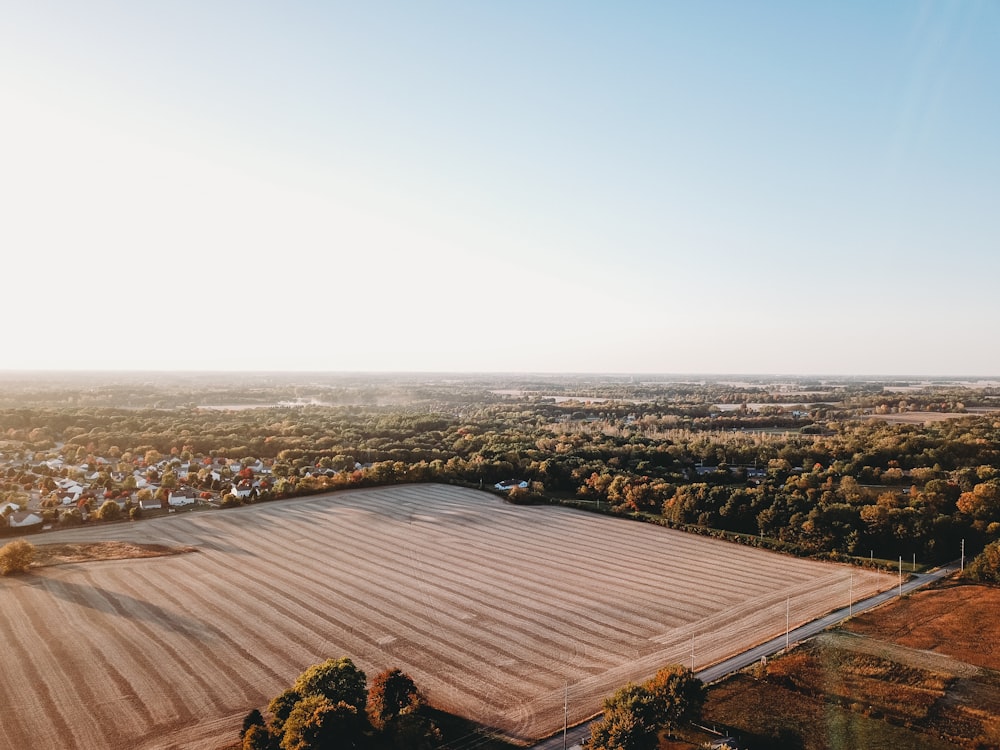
top-left (898, 556), bottom-right (903, 597)
top-left (961, 538), bottom-right (965, 571)
top-left (913, 552), bottom-right (916, 572)
top-left (563, 682), bottom-right (567, 750)
top-left (785, 597), bottom-right (790, 651)
top-left (849, 573), bottom-right (854, 617)
top-left (690, 633), bottom-right (695, 672)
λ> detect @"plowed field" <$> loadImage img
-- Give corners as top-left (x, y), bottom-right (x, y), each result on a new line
top-left (0, 484), bottom-right (888, 748)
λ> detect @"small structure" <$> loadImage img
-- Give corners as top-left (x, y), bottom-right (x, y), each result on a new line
top-left (494, 480), bottom-right (529, 491)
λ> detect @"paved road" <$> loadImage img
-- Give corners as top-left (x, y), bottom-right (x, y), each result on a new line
top-left (527, 562), bottom-right (961, 750)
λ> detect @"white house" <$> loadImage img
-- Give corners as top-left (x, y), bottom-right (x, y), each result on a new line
top-left (168, 488), bottom-right (198, 507)
top-left (8, 511), bottom-right (44, 529)
top-left (230, 480), bottom-right (255, 500)
top-left (139, 498), bottom-right (163, 512)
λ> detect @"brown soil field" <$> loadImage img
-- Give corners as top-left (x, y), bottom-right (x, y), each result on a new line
top-left (842, 581), bottom-right (1000, 670)
top-left (0, 484), bottom-right (888, 749)
top-left (31, 541), bottom-right (197, 568)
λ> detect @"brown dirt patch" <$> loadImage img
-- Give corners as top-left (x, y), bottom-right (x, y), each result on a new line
top-left (31, 541), bottom-right (197, 568)
top-left (842, 581), bottom-right (1000, 670)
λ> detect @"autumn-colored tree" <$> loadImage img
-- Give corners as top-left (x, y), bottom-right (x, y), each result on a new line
top-left (366, 668), bottom-right (422, 730)
top-left (966, 541), bottom-right (1000, 584)
top-left (97, 499), bottom-right (122, 522)
top-left (0, 540), bottom-right (35, 575)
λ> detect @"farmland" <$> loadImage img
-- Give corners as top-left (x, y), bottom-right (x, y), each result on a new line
top-left (0, 484), bottom-right (888, 749)
top-left (698, 582), bottom-right (1000, 748)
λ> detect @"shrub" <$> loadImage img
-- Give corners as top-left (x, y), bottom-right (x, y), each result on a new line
top-left (0, 540), bottom-right (35, 575)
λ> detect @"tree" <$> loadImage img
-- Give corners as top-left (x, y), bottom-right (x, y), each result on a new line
top-left (293, 657), bottom-right (367, 711)
top-left (241, 724), bottom-right (274, 750)
top-left (0, 539), bottom-right (35, 575)
top-left (280, 696), bottom-right (363, 750)
top-left (590, 683), bottom-right (658, 750)
top-left (267, 688), bottom-right (302, 736)
top-left (241, 709), bottom-right (266, 739)
top-left (966, 540), bottom-right (1000, 583)
top-left (367, 668), bottom-right (423, 730)
top-left (381, 711), bottom-right (442, 750)
top-left (59, 508), bottom-right (83, 527)
top-left (590, 684), bottom-right (656, 750)
top-left (589, 666), bottom-right (705, 750)
top-left (644, 665), bottom-right (705, 733)
top-left (97, 499), bottom-right (122, 522)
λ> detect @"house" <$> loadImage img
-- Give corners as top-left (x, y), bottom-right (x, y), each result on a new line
top-left (57, 490), bottom-right (81, 506)
top-left (168, 488), bottom-right (198, 507)
top-left (230, 480), bottom-right (256, 500)
top-left (8, 511), bottom-right (44, 530)
top-left (0, 501), bottom-right (21, 516)
top-left (494, 480), bottom-right (529, 491)
top-left (139, 498), bottom-right (163, 512)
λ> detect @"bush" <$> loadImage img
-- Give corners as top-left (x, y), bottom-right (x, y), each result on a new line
top-left (59, 508), bottom-right (83, 527)
top-left (965, 540), bottom-right (1000, 583)
top-left (0, 539), bottom-right (35, 575)
top-left (97, 499), bottom-right (122, 522)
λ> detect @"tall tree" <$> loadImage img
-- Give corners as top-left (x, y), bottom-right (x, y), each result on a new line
top-left (367, 668), bottom-right (423, 730)
top-left (293, 657), bottom-right (368, 711)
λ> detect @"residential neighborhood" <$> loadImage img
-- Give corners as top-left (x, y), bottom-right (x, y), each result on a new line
top-left (0, 447), bottom-right (303, 535)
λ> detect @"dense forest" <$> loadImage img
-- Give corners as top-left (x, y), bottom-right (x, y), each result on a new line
top-left (2, 373), bottom-right (998, 566)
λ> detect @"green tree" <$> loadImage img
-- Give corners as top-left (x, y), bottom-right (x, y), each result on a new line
top-left (0, 539), bottom-right (35, 575)
top-left (589, 665), bottom-right (705, 750)
top-left (293, 657), bottom-right (367, 711)
top-left (267, 688), bottom-right (302, 736)
top-left (590, 683), bottom-right (658, 750)
top-left (281, 696), bottom-right (363, 750)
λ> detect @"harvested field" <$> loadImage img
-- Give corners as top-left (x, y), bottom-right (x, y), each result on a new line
top-left (0, 484), bottom-right (888, 749)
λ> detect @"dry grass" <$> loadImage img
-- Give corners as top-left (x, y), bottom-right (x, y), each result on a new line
top-left (695, 583), bottom-right (1000, 749)
top-left (842, 581), bottom-right (1000, 670)
top-left (0, 484), bottom-right (887, 750)
top-left (31, 541), bottom-right (197, 567)
top-left (701, 672), bottom-right (957, 750)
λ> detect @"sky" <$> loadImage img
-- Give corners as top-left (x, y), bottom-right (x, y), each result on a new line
top-left (2, 1), bottom-right (998, 375)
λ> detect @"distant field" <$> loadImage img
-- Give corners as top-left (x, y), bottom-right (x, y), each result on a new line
top-left (0, 485), bottom-right (887, 749)
top-left (864, 410), bottom-right (996, 424)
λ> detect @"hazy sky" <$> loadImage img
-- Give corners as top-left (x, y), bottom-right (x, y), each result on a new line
top-left (2, 2), bottom-right (997, 375)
